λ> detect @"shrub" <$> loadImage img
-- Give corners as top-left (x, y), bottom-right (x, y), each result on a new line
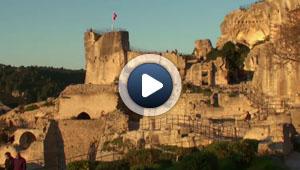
top-left (205, 140), bottom-right (259, 169)
top-left (125, 149), bottom-right (162, 167)
top-left (102, 137), bottom-right (134, 152)
top-left (219, 158), bottom-right (238, 170)
top-left (102, 137), bottom-right (124, 152)
top-left (217, 41), bottom-right (250, 84)
top-left (228, 91), bottom-right (239, 97)
top-left (247, 156), bottom-right (286, 170)
top-left (206, 48), bottom-right (220, 61)
top-left (293, 136), bottom-right (300, 152)
top-left (24, 104), bottom-right (39, 111)
top-left (158, 145), bottom-right (199, 161)
top-left (183, 84), bottom-right (212, 96)
top-left (42, 100), bottom-right (55, 107)
top-left (205, 141), bottom-right (230, 160)
top-left (174, 151), bottom-right (218, 170)
top-left (67, 160), bottom-right (89, 170)
top-left (96, 160), bottom-right (129, 170)
top-left (130, 164), bottom-right (156, 170)
top-left (129, 160), bottom-right (173, 170)
top-left (238, 139), bottom-right (259, 163)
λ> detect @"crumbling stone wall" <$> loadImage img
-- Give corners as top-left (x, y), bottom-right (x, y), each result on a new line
top-left (56, 119), bottom-right (106, 163)
top-left (45, 112), bottom-right (128, 164)
top-left (185, 58), bottom-right (228, 86)
top-left (185, 62), bottom-right (213, 86)
top-left (128, 51), bottom-right (186, 77)
top-left (203, 93), bottom-right (255, 119)
top-left (194, 39), bottom-right (213, 60)
top-left (56, 84), bottom-right (119, 119)
top-left (167, 93), bottom-right (209, 115)
top-left (84, 31), bottom-right (129, 85)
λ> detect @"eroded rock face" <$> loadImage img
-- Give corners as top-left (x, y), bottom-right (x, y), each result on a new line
top-left (194, 39), bottom-right (213, 60)
top-left (244, 8), bottom-right (300, 105)
top-left (84, 31), bottom-right (129, 85)
top-left (246, 43), bottom-right (300, 99)
top-left (217, 0), bottom-right (300, 48)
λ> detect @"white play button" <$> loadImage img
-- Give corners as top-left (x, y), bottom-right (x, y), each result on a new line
top-left (142, 74), bottom-right (163, 98)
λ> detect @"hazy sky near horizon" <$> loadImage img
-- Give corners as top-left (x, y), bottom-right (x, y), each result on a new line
top-left (0, 0), bottom-right (257, 69)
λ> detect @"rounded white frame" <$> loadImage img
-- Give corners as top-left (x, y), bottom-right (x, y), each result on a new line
top-left (118, 54), bottom-right (182, 116)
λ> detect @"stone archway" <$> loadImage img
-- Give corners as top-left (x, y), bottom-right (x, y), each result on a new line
top-left (19, 132), bottom-right (36, 149)
top-left (76, 112), bottom-right (91, 120)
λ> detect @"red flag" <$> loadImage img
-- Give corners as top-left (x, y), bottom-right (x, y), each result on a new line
top-left (112, 12), bottom-right (117, 21)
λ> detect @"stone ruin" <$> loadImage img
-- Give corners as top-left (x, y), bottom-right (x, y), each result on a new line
top-left (0, 0), bottom-right (300, 169)
top-left (193, 39), bottom-right (213, 61)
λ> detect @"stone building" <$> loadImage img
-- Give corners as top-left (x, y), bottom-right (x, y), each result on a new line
top-left (56, 84), bottom-right (118, 119)
top-left (185, 62), bottom-right (214, 86)
top-left (193, 39), bottom-right (213, 60)
top-left (84, 31), bottom-right (129, 85)
top-left (185, 57), bottom-right (228, 86)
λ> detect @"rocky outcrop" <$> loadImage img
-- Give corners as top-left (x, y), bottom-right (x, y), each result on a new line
top-left (245, 43), bottom-right (300, 99)
top-left (217, 0), bottom-right (300, 48)
top-left (194, 39), bottom-right (213, 60)
top-left (244, 8), bottom-right (300, 106)
top-left (84, 31), bottom-right (129, 85)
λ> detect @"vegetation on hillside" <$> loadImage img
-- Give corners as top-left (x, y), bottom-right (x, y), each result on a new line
top-left (0, 64), bottom-right (85, 108)
top-left (206, 41), bottom-right (252, 84)
top-left (67, 140), bottom-right (286, 170)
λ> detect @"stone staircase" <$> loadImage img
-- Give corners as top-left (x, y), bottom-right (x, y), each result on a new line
top-left (245, 88), bottom-right (292, 119)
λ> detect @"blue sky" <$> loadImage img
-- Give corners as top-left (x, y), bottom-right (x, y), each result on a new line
top-left (0, 0), bottom-right (257, 69)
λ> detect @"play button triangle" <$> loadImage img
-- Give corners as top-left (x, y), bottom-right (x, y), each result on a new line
top-left (142, 74), bottom-right (163, 98)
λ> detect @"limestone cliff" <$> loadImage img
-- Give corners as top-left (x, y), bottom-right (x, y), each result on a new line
top-left (217, 0), bottom-right (300, 48)
top-left (244, 8), bottom-right (300, 105)
top-left (84, 31), bottom-right (129, 85)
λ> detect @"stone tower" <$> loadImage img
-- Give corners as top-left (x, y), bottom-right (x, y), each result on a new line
top-left (84, 30), bottom-right (130, 85)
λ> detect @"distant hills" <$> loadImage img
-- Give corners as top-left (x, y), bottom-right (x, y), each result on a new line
top-left (0, 64), bottom-right (85, 108)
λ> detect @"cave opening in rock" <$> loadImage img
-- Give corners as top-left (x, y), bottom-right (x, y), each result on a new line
top-left (76, 112), bottom-right (91, 120)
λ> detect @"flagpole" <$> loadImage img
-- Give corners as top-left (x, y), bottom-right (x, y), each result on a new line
top-left (112, 11), bottom-right (117, 32)
top-left (112, 11), bottom-right (114, 32)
